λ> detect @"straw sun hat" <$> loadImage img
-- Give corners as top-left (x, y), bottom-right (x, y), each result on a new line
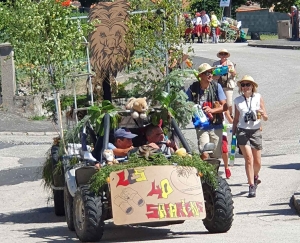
top-left (197, 63), bottom-right (215, 75)
top-left (237, 75), bottom-right (258, 88)
top-left (217, 49), bottom-right (230, 58)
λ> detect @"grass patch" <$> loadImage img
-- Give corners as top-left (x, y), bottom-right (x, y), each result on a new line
top-left (30, 115), bottom-right (46, 121)
top-left (246, 33), bottom-right (278, 41)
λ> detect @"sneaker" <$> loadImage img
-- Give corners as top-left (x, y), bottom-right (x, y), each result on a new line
top-left (254, 175), bottom-right (261, 186)
top-left (248, 185), bottom-right (256, 198)
top-left (225, 168), bottom-right (231, 179)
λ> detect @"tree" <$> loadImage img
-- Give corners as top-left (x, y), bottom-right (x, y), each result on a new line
top-left (255, 0), bottom-right (297, 13)
top-left (0, 0), bottom-right (94, 138)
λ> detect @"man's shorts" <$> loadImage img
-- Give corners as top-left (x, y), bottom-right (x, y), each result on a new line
top-left (222, 135), bottom-right (228, 153)
top-left (236, 127), bottom-right (262, 150)
top-left (196, 128), bottom-right (222, 158)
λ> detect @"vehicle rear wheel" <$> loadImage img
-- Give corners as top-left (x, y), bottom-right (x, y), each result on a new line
top-left (51, 145), bottom-right (65, 216)
top-left (64, 184), bottom-right (75, 231)
top-left (73, 185), bottom-right (104, 242)
top-left (202, 176), bottom-right (234, 233)
top-left (53, 189), bottom-right (65, 216)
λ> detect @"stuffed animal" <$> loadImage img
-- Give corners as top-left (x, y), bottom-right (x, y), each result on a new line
top-left (125, 97), bottom-right (148, 120)
top-left (103, 149), bottom-right (119, 165)
top-left (175, 148), bottom-right (192, 158)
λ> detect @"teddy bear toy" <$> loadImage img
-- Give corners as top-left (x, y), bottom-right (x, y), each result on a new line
top-left (125, 97), bottom-right (148, 120)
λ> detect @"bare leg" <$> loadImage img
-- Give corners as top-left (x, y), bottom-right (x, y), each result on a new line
top-left (252, 148), bottom-right (262, 177)
top-left (222, 152), bottom-right (229, 169)
top-left (239, 145), bottom-right (254, 185)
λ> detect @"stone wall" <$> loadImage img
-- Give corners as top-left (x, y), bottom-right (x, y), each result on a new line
top-left (236, 9), bottom-right (290, 34)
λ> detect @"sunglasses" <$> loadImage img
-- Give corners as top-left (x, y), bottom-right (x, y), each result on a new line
top-left (204, 71), bottom-right (213, 76)
top-left (219, 53), bottom-right (228, 56)
top-left (241, 83), bottom-right (252, 87)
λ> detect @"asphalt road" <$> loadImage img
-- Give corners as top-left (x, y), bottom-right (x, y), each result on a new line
top-left (0, 42), bottom-right (300, 243)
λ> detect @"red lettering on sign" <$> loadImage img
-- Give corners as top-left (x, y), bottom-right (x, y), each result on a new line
top-left (147, 180), bottom-right (162, 198)
top-left (196, 201), bottom-right (204, 213)
top-left (176, 201), bottom-right (188, 217)
top-left (116, 170), bottom-right (129, 186)
top-left (146, 204), bottom-right (159, 219)
top-left (185, 201), bottom-right (194, 217)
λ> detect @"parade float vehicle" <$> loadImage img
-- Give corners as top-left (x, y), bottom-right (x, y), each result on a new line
top-left (60, 107), bottom-right (234, 242)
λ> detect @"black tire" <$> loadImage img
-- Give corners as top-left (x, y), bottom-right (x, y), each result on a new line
top-left (53, 189), bottom-right (65, 216)
top-left (64, 184), bottom-right (75, 231)
top-left (73, 185), bottom-right (104, 242)
top-left (202, 176), bottom-right (234, 233)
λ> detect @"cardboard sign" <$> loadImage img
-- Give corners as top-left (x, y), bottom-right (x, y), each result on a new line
top-left (220, 0), bottom-right (230, 7)
top-left (110, 165), bottom-right (206, 225)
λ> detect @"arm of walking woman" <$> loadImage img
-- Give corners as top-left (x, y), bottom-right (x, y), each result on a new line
top-left (260, 97), bottom-right (268, 121)
top-left (232, 104), bottom-right (240, 135)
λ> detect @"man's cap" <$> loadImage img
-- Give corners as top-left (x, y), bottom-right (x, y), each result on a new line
top-left (114, 128), bottom-right (138, 139)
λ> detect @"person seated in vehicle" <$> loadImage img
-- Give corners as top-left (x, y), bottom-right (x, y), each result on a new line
top-left (145, 125), bottom-right (178, 155)
top-left (107, 128), bottom-right (138, 157)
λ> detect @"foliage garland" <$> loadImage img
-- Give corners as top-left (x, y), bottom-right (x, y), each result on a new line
top-left (89, 153), bottom-right (218, 194)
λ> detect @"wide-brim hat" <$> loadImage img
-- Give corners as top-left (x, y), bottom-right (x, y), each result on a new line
top-left (237, 75), bottom-right (258, 88)
top-left (198, 63), bottom-right (215, 75)
top-left (217, 49), bottom-right (230, 58)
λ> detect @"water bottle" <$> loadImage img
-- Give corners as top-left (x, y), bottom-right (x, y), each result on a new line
top-left (229, 135), bottom-right (237, 166)
top-left (213, 66), bottom-right (229, 76)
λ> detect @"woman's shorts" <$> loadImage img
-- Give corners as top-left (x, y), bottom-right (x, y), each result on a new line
top-left (236, 127), bottom-right (262, 150)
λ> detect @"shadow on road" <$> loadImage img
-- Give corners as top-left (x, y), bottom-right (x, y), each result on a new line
top-left (269, 163), bottom-right (300, 170)
top-left (15, 222), bottom-right (189, 243)
top-left (0, 207), bottom-right (65, 224)
top-left (0, 166), bottom-right (41, 186)
top-left (236, 208), bottom-right (299, 217)
top-left (15, 226), bottom-right (79, 243)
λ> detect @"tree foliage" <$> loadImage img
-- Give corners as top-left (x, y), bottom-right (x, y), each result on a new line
top-left (124, 0), bottom-right (195, 128)
top-left (250, 0), bottom-right (298, 13)
top-left (0, 0), bottom-right (94, 92)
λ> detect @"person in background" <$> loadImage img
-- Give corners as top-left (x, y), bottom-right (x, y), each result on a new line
top-left (210, 11), bottom-right (218, 44)
top-left (213, 49), bottom-right (237, 117)
top-left (184, 13), bottom-right (193, 43)
top-left (201, 10), bottom-right (210, 43)
top-left (288, 6), bottom-right (298, 40)
top-left (192, 12), bottom-right (203, 43)
top-left (232, 75), bottom-right (268, 198)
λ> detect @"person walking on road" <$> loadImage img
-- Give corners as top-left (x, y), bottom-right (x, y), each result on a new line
top-left (232, 75), bottom-right (268, 198)
top-left (213, 49), bottom-right (237, 117)
top-left (186, 63), bottom-right (227, 160)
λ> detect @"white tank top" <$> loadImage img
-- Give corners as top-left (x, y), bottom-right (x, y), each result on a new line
top-left (234, 93), bottom-right (261, 130)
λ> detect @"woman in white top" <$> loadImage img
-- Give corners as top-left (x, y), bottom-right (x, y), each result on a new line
top-left (232, 75), bottom-right (268, 198)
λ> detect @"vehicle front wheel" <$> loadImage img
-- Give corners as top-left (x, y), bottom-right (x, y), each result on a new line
top-left (73, 185), bottom-right (104, 242)
top-left (202, 176), bottom-right (234, 233)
